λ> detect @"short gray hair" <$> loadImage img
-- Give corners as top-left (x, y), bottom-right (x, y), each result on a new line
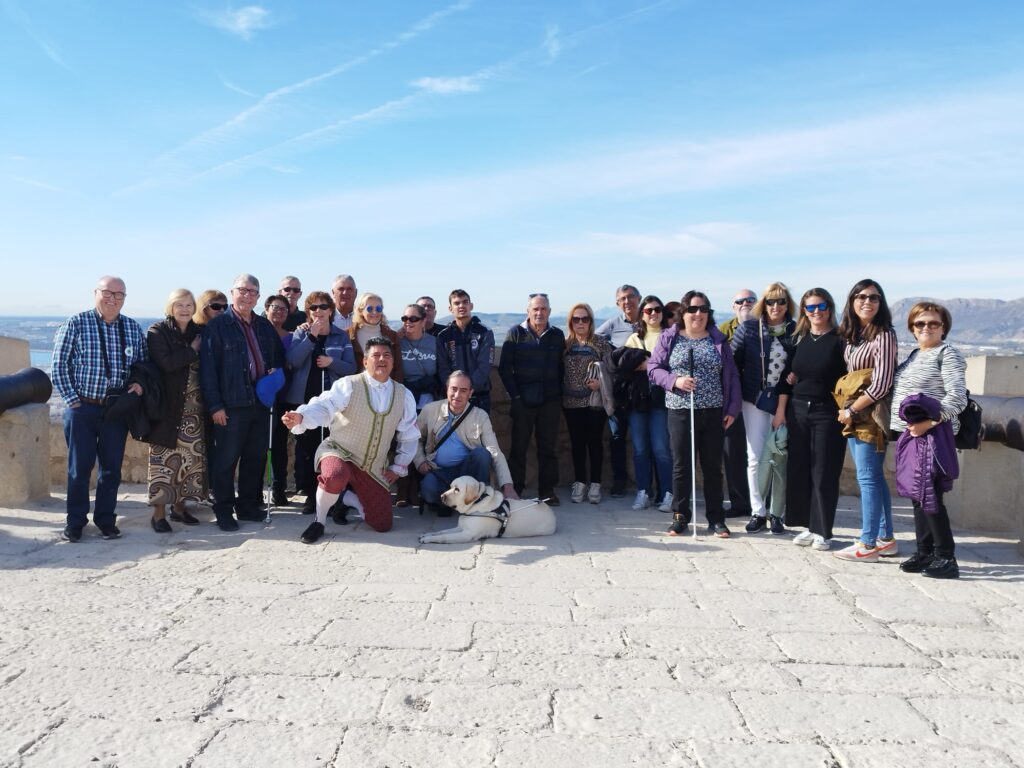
top-left (446, 370), bottom-right (473, 388)
top-left (233, 273), bottom-right (260, 290)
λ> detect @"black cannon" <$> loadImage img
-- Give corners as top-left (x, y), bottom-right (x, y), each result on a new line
top-left (977, 395), bottom-right (1024, 453)
top-left (0, 367), bottom-right (53, 416)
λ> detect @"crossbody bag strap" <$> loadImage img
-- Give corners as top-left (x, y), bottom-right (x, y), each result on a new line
top-left (433, 404), bottom-right (474, 453)
top-left (95, 313), bottom-right (128, 386)
top-left (759, 316), bottom-right (767, 388)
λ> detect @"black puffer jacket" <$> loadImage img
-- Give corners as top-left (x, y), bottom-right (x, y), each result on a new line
top-left (610, 346), bottom-right (665, 413)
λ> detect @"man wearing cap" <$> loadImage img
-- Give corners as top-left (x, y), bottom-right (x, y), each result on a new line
top-left (51, 275), bottom-right (148, 542)
top-left (283, 336), bottom-right (418, 543)
top-left (717, 288), bottom-right (757, 518)
top-left (200, 273), bottom-right (284, 531)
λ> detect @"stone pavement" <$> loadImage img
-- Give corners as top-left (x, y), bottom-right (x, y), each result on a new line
top-left (2, 487), bottom-right (1023, 768)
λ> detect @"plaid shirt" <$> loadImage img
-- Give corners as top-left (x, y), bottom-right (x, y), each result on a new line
top-left (51, 309), bottom-right (148, 407)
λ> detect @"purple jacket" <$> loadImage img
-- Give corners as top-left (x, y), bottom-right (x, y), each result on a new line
top-left (894, 393), bottom-right (960, 514)
top-left (647, 326), bottom-right (741, 419)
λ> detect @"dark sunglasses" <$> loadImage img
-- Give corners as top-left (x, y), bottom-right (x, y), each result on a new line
top-left (280, 286), bottom-right (301, 293)
top-left (364, 305), bottom-right (383, 313)
top-left (570, 315), bottom-right (591, 323)
top-left (854, 292), bottom-right (882, 303)
top-left (804, 302), bottom-right (829, 313)
top-left (912, 320), bottom-right (942, 330)
top-left (206, 302), bottom-right (228, 311)
top-left (529, 292), bottom-right (548, 299)
top-left (643, 306), bottom-right (663, 315)
top-left (309, 303), bottom-right (332, 311)
top-left (684, 305), bottom-right (711, 314)
top-left (401, 315), bottom-right (423, 323)
top-left (764, 298), bottom-right (788, 307)
top-left (734, 297), bottom-right (756, 305)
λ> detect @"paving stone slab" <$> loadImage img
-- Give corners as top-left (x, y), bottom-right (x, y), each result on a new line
top-left (178, 643), bottom-right (361, 678)
top-left (911, 578), bottom-right (1015, 608)
top-left (491, 652), bottom-right (673, 688)
top-left (491, 563), bottom-right (609, 588)
top-left (571, 603), bottom-right (736, 628)
top-left (349, 648), bottom-right (497, 682)
top-left (771, 631), bottom-right (935, 667)
top-left (430, 600), bottom-right (573, 625)
top-left (497, 734), bottom-right (692, 767)
top-left (835, 743), bottom-right (1018, 768)
top-left (444, 584), bottom-right (574, 606)
top-left (317, 619), bottom-right (473, 651)
top-left (669, 660), bottom-right (796, 694)
top-left (690, 740), bottom-right (837, 767)
top-left (379, 681), bottom-right (552, 733)
top-left (191, 722), bottom-right (338, 767)
top-left (362, 562), bottom-right (491, 585)
top-left (213, 675), bottom-right (389, 725)
top-left (783, 662), bottom-right (955, 696)
top-left (554, 688), bottom-right (739, 738)
top-left (0, 709), bottom-right (63, 763)
top-left (936, 656), bottom-right (1024, 697)
top-left (335, 724), bottom-right (497, 768)
top-left (472, 622), bottom-right (626, 657)
top-left (893, 624), bottom-right (1024, 659)
top-left (626, 626), bottom-right (787, 662)
top-left (165, 611), bottom-right (327, 646)
top-left (729, 606), bottom-right (876, 634)
top-left (854, 594), bottom-right (988, 626)
top-left (911, 696), bottom-right (1024, 765)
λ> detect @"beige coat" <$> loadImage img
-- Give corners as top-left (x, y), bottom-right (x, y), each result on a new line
top-left (414, 400), bottom-right (513, 488)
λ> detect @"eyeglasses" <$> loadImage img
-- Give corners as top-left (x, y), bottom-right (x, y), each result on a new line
top-left (206, 302), bottom-right (228, 311)
top-left (642, 307), bottom-right (663, 315)
top-left (684, 305), bottom-right (711, 314)
top-left (854, 293), bottom-right (881, 303)
top-left (267, 304), bottom-right (288, 313)
top-left (529, 293), bottom-right (548, 299)
top-left (401, 315), bottom-right (423, 323)
top-left (280, 286), bottom-right (301, 294)
top-left (616, 294), bottom-right (639, 303)
top-left (364, 305), bottom-right (383, 313)
top-left (804, 303), bottom-right (829, 314)
top-left (571, 316), bottom-right (591, 324)
top-left (912, 320), bottom-right (943, 330)
top-left (233, 287), bottom-right (258, 296)
top-left (417, 304), bottom-right (435, 311)
top-left (97, 289), bottom-right (126, 300)
top-left (764, 298), bottom-right (788, 307)
top-left (734, 297), bottom-right (756, 305)
top-left (309, 303), bottom-right (331, 311)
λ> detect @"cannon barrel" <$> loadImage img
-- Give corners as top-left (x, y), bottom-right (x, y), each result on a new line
top-left (0, 367), bottom-right (53, 415)
top-left (976, 395), bottom-right (1024, 452)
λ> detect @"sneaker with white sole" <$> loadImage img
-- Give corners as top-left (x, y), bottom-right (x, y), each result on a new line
top-left (570, 482), bottom-right (586, 504)
top-left (793, 530), bottom-right (814, 547)
top-left (631, 490), bottom-right (650, 510)
top-left (811, 535), bottom-right (832, 551)
top-left (833, 541), bottom-right (879, 562)
top-left (875, 537), bottom-right (900, 557)
top-left (658, 492), bottom-right (673, 513)
top-left (587, 482), bottom-right (601, 504)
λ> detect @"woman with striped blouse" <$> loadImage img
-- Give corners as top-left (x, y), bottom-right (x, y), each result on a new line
top-left (890, 302), bottom-right (967, 579)
top-left (833, 279), bottom-right (899, 563)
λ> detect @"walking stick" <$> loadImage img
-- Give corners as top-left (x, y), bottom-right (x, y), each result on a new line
top-left (689, 346), bottom-right (697, 540)
top-left (265, 408), bottom-right (274, 524)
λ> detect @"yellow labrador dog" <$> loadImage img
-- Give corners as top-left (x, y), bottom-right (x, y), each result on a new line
top-left (418, 476), bottom-right (557, 544)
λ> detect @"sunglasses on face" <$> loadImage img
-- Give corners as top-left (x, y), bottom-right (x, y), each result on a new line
top-left (764, 298), bottom-right (787, 307)
top-left (912, 320), bottom-right (942, 330)
top-left (854, 293), bottom-right (882, 303)
top-left (206, 303), bottom-right (228, 311)
top-left (734, 297), bottom-right (756, 305)
top-left (684, 305), bottom-right (711, 314)
top-left (364, 305), bottom-right (383, 313)
top-left (571, 316), bottom-right (591, 324)
top-left (804, 302), bottom-right (829, 314)
top-left (401, 315), bottom-right (423, 323)
top-left (309, 303), bottom-right (331, 311)
top-left (280, 286), bottom-right (301, 293)
top-left (643, 306), bottom-right (663, 315)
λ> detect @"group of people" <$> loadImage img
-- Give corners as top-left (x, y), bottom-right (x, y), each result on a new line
top-left (51, 274), bottom-right (968, 578)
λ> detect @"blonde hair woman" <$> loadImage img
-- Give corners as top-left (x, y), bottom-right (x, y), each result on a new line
top-left (562, 302), bottom-right (611, 504)
top-left (348, 292), bottom-right (403, 381)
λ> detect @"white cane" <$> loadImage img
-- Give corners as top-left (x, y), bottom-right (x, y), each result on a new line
top-left (688, 346), bottom-right (697, 540)
top-left (265, 407), bottom-right (274, 524)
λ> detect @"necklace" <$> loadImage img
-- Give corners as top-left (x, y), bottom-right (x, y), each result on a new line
top-left (808, 331), bottom-right (828, 342)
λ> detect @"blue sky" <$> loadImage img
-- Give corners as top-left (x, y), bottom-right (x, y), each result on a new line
top-left (2, 0), bottom-right (1023, 318)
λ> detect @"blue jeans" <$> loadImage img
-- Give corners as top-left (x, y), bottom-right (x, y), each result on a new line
top-left (628, 407), bottom-right (672, 498)
top-left (420, 446), bottom-right (491, 503)
top-left (848, 437), bottom-right (893, 547)
top-left (211, 404), bottom-right (271, 521)
top-left (63, 403), bottom-right (129, 531)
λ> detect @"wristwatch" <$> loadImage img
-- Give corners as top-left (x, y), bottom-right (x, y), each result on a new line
top-left (844, 406), bottom-right (858, 420)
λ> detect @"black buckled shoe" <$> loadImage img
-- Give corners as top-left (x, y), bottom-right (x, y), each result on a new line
top-left (300, 521), bottom-right (325, 544)
top-left (899, 552), bottom-right (934, 573)
top-left (745, 516), bottom-right (766, 533)
top-left (922, 557), bottom-right (959, 579)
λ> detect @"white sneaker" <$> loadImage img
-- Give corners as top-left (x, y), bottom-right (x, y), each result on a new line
top-left (811, 535), bottom-right (832, 551)
top-left (658, 492), bottom-right (674, 513)
top-left (570, 482), bottom-right (586, 503)
top-left (587, 482), bottom-right (601, 504)
top-left (833, 541), bottom-right (879, 562)
top-left (631, 490), bottom-right (650, 510)
top-left (875, 537), bottom-right (900, 557)
top-left (793, 530), bottom-right (814, 547)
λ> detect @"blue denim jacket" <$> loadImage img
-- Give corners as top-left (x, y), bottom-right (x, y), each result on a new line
top-left (200, 307), bottom-right (284, 413)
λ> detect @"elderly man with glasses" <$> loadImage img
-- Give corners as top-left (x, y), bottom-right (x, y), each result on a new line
top-left (51, 276), bottom-right (149, 542)
top-left (200, 274), bottom-right (284, 531)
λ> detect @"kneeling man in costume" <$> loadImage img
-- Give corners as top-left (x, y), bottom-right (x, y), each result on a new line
top-left (282, 337), bottom-right (418, 544)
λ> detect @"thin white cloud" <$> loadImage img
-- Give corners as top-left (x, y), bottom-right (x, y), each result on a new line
top-left (411, 75), bottom-right (481, 94)
top-left (2, 0), bottom-right (70, 69)
top-left (7, 174), bottom-right (62, 192)
top-left (195, 5), bottom-right (274, 40)
top-left (543, 24), bottom-right (561, 62)
top-left (217, 73), bottom-right (260, 98)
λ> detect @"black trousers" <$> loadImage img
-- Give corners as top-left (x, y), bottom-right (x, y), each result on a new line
top-left (667, 406), bottom-right (725, 525)
top-left (294, 426), bottom-right (325, 496)
top-left (785, 400), bottom-right (846, 539)
top-left (913, 488), bottom-right (956, 558)
top-left (563, 407), bottom-right (607, 484)
top-left (509, 399), bottom-right (561, 495)
top-left (722, 410), bottom-right (752, 515)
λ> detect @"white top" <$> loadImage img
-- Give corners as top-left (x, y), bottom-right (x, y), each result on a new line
top-left (332, 312), bottom-right (353, 332)
top-left (292, 371), bottom-right (419, 471)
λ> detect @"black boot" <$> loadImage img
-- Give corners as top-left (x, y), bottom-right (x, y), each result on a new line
top-left (922, 557), bottom-right (959, 579)
top-left (899, 552), bottom-right (934, 573)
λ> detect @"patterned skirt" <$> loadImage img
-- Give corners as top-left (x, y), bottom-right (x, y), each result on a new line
top-left (148, 365), bottom-right (208, 505)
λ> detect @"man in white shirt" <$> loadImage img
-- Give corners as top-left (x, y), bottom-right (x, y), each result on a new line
top-left (283, 337), bottom-right (418, 543)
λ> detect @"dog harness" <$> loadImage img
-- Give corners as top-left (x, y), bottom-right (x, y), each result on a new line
top-left (460, 491), bottom-right (511, 538)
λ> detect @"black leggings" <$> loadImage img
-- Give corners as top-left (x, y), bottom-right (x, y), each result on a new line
top-left (667, 406), bottom-right (725, 524)
top-left (563, 407), bottom-right (607, 484)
